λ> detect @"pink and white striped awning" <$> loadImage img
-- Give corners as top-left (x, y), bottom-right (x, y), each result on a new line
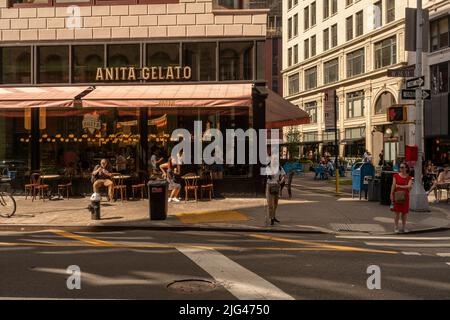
top-left (0, 86), bottom-right (90, 108)
top-left (81, 84), bottom-right (253, 108)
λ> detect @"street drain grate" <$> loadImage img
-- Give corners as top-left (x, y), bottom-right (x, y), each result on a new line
top-left (167, 279), bottom-right (218, 294)
top-left (330, 223), bottom-right (386, 233)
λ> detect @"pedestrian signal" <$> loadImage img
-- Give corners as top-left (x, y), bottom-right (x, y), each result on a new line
top-left (387, 105), bottom-right (408, 123)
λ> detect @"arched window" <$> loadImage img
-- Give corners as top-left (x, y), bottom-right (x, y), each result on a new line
top-left (375, 92), bottom-right (396, 115)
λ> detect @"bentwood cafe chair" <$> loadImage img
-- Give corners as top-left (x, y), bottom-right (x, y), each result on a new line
top-left (183, 173), bottom-right (199, 202)
top-left (132, 170), bottom-right (147, 200)
top-left (112, 175), bottom-right (127, 202)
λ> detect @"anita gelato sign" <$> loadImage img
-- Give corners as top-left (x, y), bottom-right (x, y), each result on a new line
top-left (95, 66), bottom-right (192, 81)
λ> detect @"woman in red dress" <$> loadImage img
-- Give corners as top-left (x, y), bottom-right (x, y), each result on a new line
top-left (390, 163), bottom-right (414, 233)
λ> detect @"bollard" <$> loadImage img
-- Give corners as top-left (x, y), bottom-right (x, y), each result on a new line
top-left (88, 192), bottom-right (101, 220)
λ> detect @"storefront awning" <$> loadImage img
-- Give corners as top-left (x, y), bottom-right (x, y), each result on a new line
top-left (0, 86), bottom-right (91, 108)
top-left (265, 89), bottom-right (310, 129)
top-left (81, 84), bottom-right (253, 108)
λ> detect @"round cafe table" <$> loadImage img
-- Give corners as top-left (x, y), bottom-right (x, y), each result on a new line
top-left (40, 174), bottom-right (61, 199)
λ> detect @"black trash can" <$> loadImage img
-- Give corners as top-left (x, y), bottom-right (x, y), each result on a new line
top-left (147, 180), bottom-right (168, 220)
top-left (380, 171), bottom-right (394, 205)
top-left (368, 177), bottom-right (381, 202)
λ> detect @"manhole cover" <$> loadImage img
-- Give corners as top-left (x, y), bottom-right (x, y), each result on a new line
top-left (167, 279), bottom-right (217, 294)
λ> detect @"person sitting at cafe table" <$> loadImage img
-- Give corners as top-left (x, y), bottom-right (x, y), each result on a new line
top-left (91, 159), bottom-right (114, 201)
top-left (427, 164), bottom-right (450, 203)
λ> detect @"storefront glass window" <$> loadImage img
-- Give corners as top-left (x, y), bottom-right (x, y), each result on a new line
top-left (107, 44), bottom-right (140, 68)
top-left (147, 106), bottom-right (251, 178)
top-left (219, 42), bottom-right (254, 81)
top-left (0, 109), bottom-right (30, 188)
top-left (38, 46), bottom-right (70, 83)
top-left (431, 62), bottom-right (449, 94)
top-left (182, 42), bottom-right (216, 81)
top-left (73, 45), bottom-right (104, 83)
top-left (0, 46), bottom-right (31, 84)
top-left (40, 108), bottom-right (142, 177)
top-left (147, 43), bottom-right (180, 67)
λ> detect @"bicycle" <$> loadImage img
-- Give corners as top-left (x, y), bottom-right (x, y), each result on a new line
top-left (0, 177), bottom-right (16, 218)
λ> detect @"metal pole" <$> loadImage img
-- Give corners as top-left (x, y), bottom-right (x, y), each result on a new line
top-left (410, 0), bottom-right (430, 212)
top-left (334, 92), bottom-right (340, 195)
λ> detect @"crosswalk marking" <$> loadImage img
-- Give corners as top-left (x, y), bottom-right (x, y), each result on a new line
top-left (252, 234), bottom-right (397, 254)
top-left (177, 247), bottom-right (294, 300)
top-left (436, 253), bottom-right (450, 257)
top-left (365, 242), bottom-right (450, 248)
top-left (338, 236), bottom-right (450, 241)
top-left (402, 252), bottom-right (421, 256)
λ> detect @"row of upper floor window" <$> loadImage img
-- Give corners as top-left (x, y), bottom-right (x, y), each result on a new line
top-left (286, 1), bottom-right (396, 55)
top-left (298, 89), bottom-right (397, 123)
top-left (286, 35), bottom-right (397, 96)
top-left (287, 13), bottom-right (450, 71)
top-left (300, 59), bottom-right (450, 125)
top-left (5, 0), bottom-right (261, 9)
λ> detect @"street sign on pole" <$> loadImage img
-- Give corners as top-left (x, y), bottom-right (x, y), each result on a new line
top-left (387, 65), bottom-right (415, 77)
top-left (406, 76), bottom-right (425, 89)
top-left (402, 89), bottom-right (431, 100)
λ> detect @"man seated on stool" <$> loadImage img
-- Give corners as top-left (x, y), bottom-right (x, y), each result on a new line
top-left (92, 159), bottom-right (114, 201)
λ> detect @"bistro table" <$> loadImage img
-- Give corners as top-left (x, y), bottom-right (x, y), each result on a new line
top-left (40, 174), bottom-right (61, 200)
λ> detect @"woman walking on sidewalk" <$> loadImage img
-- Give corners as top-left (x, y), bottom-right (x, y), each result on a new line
top-left (390, 163), bottom-right (413, 233)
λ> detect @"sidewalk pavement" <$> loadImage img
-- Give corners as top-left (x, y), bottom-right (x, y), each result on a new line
top-left (1, 173), bottom-right (449, 235)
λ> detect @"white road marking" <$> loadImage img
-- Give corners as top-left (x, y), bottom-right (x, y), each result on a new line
top-left (338, 235), bottom-right (450, 241)
top-left (436, 253), bottom-right (450, 257)
top-left (402, 252), bottom-right (421, 256)
top-left (446, 263), bottom-right (450, 267)
top-left (365, 242), bottom-right (450, 248)
top-left (177, 247), bottom-right (294, 300)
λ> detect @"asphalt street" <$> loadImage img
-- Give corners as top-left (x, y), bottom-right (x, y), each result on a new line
top-left (0, 228), bottom-right (449, 299)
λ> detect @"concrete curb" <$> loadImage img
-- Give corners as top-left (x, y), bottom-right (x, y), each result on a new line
top-left (0, 223), bottom-right (329, 234)
top-left (0, 223), bottom-right (448, 236)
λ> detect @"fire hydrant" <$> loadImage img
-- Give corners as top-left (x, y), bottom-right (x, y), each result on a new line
top-left (88, 192), bottom-right (101, 220)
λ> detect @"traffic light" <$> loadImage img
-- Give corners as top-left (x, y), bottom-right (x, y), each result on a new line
top-left (387, 105), bottom-right (408, 123)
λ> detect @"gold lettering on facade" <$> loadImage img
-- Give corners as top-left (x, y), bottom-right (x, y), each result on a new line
top-left (120, 67), bottom-right (127, 81)
top-left (183, 66), bottom-right (191, 80)
top-left (128, 67), bottom-right (136, 81)
top-left (141, 67), bottom-right (150, 80)
top-left (105, 68), bottom-right (114, 81)
top-left (174, 66), bottom-right (181, 79)
top-left (95, 66), bottom-right (192, 81)
top-left (166, 67), bottom-right (174, 80)
top-left (95, 68), bottom-right (104, 81)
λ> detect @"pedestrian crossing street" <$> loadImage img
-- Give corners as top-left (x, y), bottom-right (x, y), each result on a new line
top-left (337, 235), bottom-right (450, 268)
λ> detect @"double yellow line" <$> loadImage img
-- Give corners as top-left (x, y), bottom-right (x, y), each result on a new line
top-left (250, 234), bottom-right (397, 255)
top-left (0, 229), bottom-right (397, 255)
